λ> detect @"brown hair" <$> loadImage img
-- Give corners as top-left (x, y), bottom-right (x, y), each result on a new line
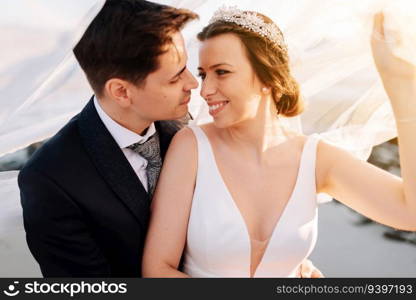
top-left (73, 0), bottom-right (198, 96)
top-left (197, 12), bottom-right (303, 117)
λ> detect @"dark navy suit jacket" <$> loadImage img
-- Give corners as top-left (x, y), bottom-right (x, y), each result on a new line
top-left (19, 98), bottom-right (183, 277)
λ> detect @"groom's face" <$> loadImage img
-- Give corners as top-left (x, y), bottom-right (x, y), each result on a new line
top-left (129, 32), bottom-right (198, 121)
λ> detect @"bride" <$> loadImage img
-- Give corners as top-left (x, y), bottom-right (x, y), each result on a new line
top-left (142, 7), bottom-right (416, 277)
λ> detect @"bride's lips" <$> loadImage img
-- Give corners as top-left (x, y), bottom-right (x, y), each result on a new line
top-left (208, 100), bottom-right (229, 117)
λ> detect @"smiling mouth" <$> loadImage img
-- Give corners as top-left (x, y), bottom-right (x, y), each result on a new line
top-left (208, 100), bottom-right (229, 116)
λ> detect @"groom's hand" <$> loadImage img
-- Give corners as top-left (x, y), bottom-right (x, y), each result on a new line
top-left (298, 259), bottom-right (324, 278)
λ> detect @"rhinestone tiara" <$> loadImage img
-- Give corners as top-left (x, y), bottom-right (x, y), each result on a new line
top-left (208, 5), bottom-right (288, 52)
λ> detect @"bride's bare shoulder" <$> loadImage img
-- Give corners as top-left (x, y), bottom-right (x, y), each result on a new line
top-left (168, 126), bottom-right (198, 154)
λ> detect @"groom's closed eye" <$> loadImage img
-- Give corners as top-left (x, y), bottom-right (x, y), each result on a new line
top-left (170, 77), bottom-right (181, 84)
top-left (170, 65), bottom-right (187, 83)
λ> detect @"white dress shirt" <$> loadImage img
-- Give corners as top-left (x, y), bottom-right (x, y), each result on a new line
top-left (94, 97), bottom-right (155, 192)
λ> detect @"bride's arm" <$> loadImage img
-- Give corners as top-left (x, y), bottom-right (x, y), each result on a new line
top-left (317, 13), bottom-right (416, 231)
top-left (142, 127), bottom-right (197, 277)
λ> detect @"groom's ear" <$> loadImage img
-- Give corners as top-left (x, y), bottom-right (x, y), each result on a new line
top-left (105, 78), bottom-right (132, 108)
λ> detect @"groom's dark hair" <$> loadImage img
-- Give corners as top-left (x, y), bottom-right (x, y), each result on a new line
top-left (73, 0), bottom-right (197, 96)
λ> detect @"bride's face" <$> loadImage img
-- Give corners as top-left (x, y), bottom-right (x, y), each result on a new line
top-left (198, 33), bottom-right (264, 128)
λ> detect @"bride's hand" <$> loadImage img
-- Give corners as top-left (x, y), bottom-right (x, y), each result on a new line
top-left (297, 259), bottom-right (324, 278)
top-left (371, 12), bottom-right (416, 81)
top-left (371, 12), bottom-right (416, 118)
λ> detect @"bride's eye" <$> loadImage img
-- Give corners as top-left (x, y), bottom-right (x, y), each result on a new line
top-left (216, 69), bottom-right (230, 76)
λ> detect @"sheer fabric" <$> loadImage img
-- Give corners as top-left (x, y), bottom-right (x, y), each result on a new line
top-left (1, 0), bottom-right (415, 275)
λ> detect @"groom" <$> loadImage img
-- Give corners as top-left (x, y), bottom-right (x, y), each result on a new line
top-left (19, 0), bottom-right (322, 278)
top-left (19, 0), bottom-right (198, 277)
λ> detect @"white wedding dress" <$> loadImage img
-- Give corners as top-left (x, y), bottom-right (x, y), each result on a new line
top-left (1, 0), bottom-right (416, 276)
top-left (183, 126), bottom-right (320, 277)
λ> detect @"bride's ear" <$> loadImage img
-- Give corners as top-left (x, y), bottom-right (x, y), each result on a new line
top-left (105, 79), bottom-right (131, 108)
top-left (263, 86), bottom-right (282, 99)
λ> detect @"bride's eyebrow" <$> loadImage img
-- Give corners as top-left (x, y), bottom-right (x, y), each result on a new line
top-left (198, 63), bottom-right (233, 71)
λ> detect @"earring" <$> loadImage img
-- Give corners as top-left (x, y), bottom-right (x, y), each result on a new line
top-left (262, 87), bottom-right (269, 93)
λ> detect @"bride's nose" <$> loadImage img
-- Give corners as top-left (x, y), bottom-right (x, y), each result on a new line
top-left (200, 76), bottom-right (217, 100)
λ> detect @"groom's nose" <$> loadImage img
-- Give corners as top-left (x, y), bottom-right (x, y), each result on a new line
top-left (183, 68), bottom-right (199, 91)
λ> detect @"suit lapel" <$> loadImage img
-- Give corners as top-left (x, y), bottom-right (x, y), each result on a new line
top-left (78, 98), bottom-right (150, 230)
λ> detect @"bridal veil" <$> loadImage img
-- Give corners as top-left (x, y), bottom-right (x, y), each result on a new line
top-left (1, 0), bottom-right (415, 273)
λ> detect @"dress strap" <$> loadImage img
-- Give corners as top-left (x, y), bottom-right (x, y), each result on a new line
top-left (296, 133), bottom-right (321, 194)
top-left (188, 126), bottom-right (215, 166)
top-left (188, 126), bottom-right (205, 142)
top-left (301, 134), bottom-right (321, 170)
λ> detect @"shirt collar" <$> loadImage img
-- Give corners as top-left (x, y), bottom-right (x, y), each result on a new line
top-left (93, 96), bottom-right (156, 149)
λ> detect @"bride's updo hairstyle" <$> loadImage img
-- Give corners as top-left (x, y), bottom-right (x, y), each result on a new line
top-left (197, 8), bottom-right (303, 117)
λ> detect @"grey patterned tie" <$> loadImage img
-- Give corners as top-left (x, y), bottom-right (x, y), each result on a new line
top-left (127, 132), bottom-right (162, 197)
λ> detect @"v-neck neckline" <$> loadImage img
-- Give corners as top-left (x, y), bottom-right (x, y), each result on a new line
top-left (197, 127), bottom-right (311, 277)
